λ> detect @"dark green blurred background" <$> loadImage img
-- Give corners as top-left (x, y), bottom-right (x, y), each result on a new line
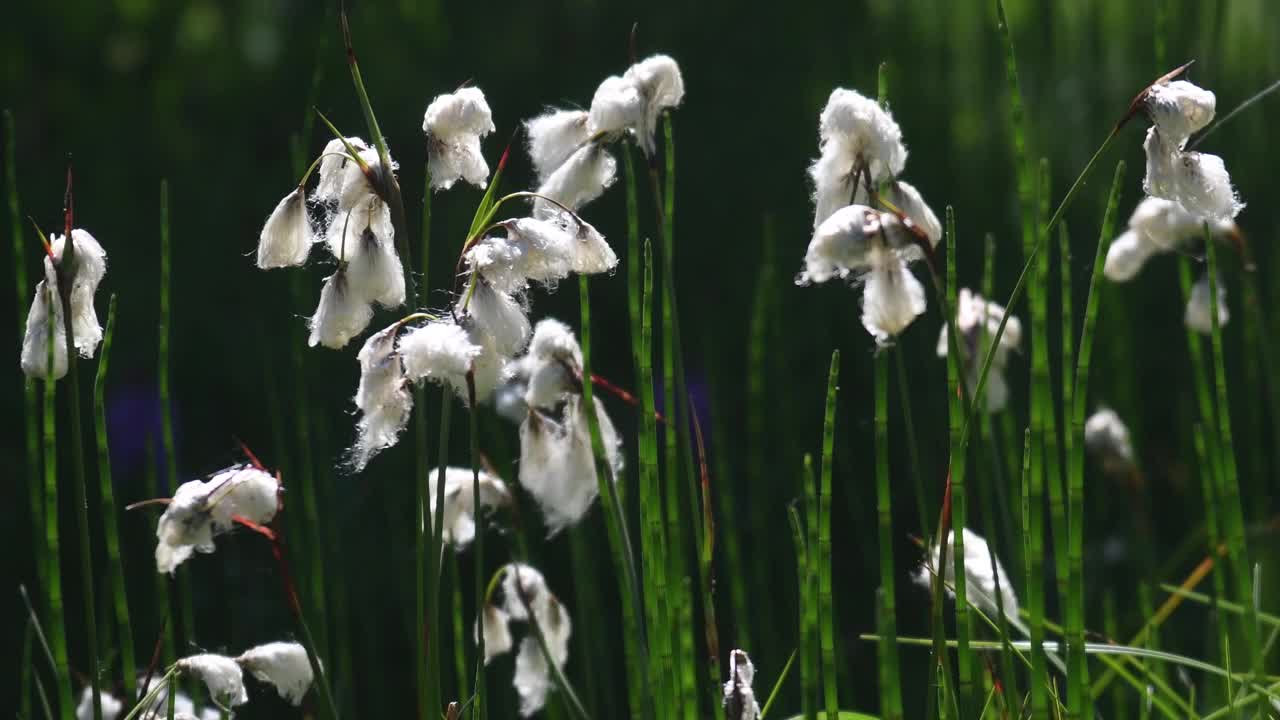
top-left (5, 0), bottom-right (1280, 717)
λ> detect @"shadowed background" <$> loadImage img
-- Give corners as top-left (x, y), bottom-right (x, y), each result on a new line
top-left (4, 0), bottom-right (1280, 717)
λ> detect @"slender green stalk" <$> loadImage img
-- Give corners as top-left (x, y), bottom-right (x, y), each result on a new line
top-left (467, 376), bottom-right (487, 720)
top-left (43, 364), bottom-right (73, 719)
top-left (94, 297), bottom-right (136, 705)
top-left (803, 455), bottom-right (820, 720)
top-left (579, 272), bottom-right (650, 720)
top-left (942, 207), bottom-right (976, 717)
top-left (451, 556), bottom-right (469, 704)
top-left (6, 111), bottom-right (45, 599)
top-left (638, 240), bottom-right (671, 719)
top-left (758, 648), bottom-right (796, 720)
top-left (624, 146), bottom-right (643, 384)
top-left (893, 345), bottom-right (930, 537)
top-left (873, 351), bottom-right (902, 720)
top-left (744, 215), bottom-right (777, 660)
top-left (1192, 423), bottom-right (1232, 710)
top-left (1057, 219), bottom-right (1074, 599)
top-left (567, 531), bottom-right (601, 715)
top-left (1065, 161), bottom-right (1125, 716)
top-left (789, 493), bottom-right (815, 720)
top-left (1205, 233), bottom-right (1261, 680)
top-left (429, 397), bottom-right (453, 719)
top-left (818, 351), bottom-right (840, 720)
top-left (517, 580), bottom-right (590, 720)
top-left (418, 169), bottom-right (436, 720)
top-left (1038, 161), bottom-right (1069, 622)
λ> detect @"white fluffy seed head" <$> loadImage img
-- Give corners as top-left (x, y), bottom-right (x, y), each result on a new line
top-left (883, 180), bottom-right (942, 247)
top-left (860, 250), bottom-right (926, 346)
top-left (1104, 230), bottom-right (1159, 282)
top-left (523, 319), bottom-right (582, 411)
top-left (723, 649), bottom-right (761, 720)
top-left (1185, 273), bottom-right (1229, 335)
top-left (428, 466), bottom-right (512, 549)
top-left (533, 144), bottom-right (617, 216)
top-left (350, 325), bottom-right (412, 472)
top-left (518, 397), bottom-right (622, 535)
top-left (333, 201), bottom-right (405, 309)
top-left (236, 641), bottom-right (314, 705)
top-left (76, 686), bottom-right (123, 720)
top-left (153, 466), bottom-right (279, 575)
top-left (308, 268), bottom-right (374, 349)
top-left (808, 143), bottom-right (858, 229)
top-left (337, 147), bottom-right (396, 214)
top-left (1084, 407), bottom-right (1136, 470)
top-left (1105, 198), bottom-right (1236, 282)
top-left (818, 88), bottom-right (907, 183)
top-left (46, 229), bottom-right (108, 359)
top-left (525, 110), bottom-right (591, 183)
top-left (935, 288), bottom-right (1021, 413)
top-left (20, 278), bottom-right (68, 380)
top-left (796, 204), bottom-right (879, 284)
top-left (466, 279), bottom-right (532, 356)
top-left (588, 74), bottom-right (645, 138)
top-left (477, 605), bottom-right (514, 664)
top-left (1145, 80), bottom-right (1215, 145)
top-left (315, 136), bottom-right (369, 202)
top-left (1143, 127), bottom-right (1243, 222)
top-left (205, 465), bottom-right (280, 531)
top-left (424, 87), bottom-right (496, 191)
top-left (491, 563), bottom-right (573, 717)
top-left (257, 187), bottom-right (313, 269)
top-left (914, 528), bottom-right (1020, 624)
top-left (178, 654), bottom-right (249, 707)
top-left (399, 319), bottom-right (483, 400)
top-left (623, 54), bottom-right (685, 156)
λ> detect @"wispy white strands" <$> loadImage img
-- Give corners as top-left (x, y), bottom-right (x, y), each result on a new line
top-left (308, 267), bottom-right (374, 349)
top-left (1184, 272), bottom-right (1229, 335)
top-left (880, 179), bottom-right (942, 248)
top-left (154, 465), bottom-right (280, 574)
top-left (525, 110), bottom-right (590, 183)
top-left (427, 466), bottom-right (513, 549)
top-left (1084, 407), bottom-right (1136, 475)
top-left (861, 245), bottom-right (927, 346)
top-left (76, 687), bottom-right (122, 720)
top-left (1144, 80), bottom-right (1216, 144)
top-left (22, 228), bottom-right (110, 374)
top-left (133, 681), bottom-right (219, 720)
top-left (176, 653), bottom-right (249, 708)
top-left (534, 143), bottom-right (618, 216)
top-left (1143, 128), bottom-right (1243, 222)
top-left (332, 202), bottom-right (406, 309)
top-left (337, 146), bottom-right (393, 214)
top-left (623, 54), bottom-right (685, 157)
top-left (236, 642), bottom-right (314, 706)
top-left (423, 86), bottom-right (496, 191)
top-left (467, 214), bottom-right (617, 295)
top-left (722, 649), bottom-right (762, 720)
top-left (350, 325), bottom-right (412, 472)
top-left (477, 563), bottom-right (573, 717)
top-left (809, 88), bottom-right (907, 227)
top-left (398, 318), bottom-right (485, 402)
top-left (514, 319), bottom-right (623, 534)
top-left (314, 136), bottom-right (370, 202)
top-left (20, 275), bottom-right (68, 379)
top-left (256, 187), bottom-right (313, 269)
top-left (936, 288), bottom-right (1023, 413)
top-left (588, 74), bottom-right (645, 139)
top-left (796, 205), bottom-right (929, 346)
top-left (466, 279), bottom-right (532, 356)
top-left (914, 528), bottom-right (1022, 631)
top-left (1105, 197), bottom-right (1238, 282)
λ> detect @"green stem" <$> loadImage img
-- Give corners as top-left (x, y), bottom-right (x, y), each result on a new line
top-left (579, 273), bottom-right (650, 720)
top-left (418, 164), bottom-right (436, 720)
top-left (1205, 232), bottom-right (1261, 681)
top-left (873, 351), bottom-right (902, 720)
top-left (95, 297), bottom-right (136, 706)
top-left (1066, 161), bottom-right (1125, 716)
top-left (467, 374), bottom-right (487, 720)
top-left (6, 111), bottom-right (45, 601)
top-left (943, 207), bottom-right (976, 718)
top-left (429, 397), bottom-right (453, 718)
top-left (818, 351), bottom-right (840, 720)
top-left (43, 370), bottom-right (73, 720)
top-left (789, 494), bottom-right (815, 720)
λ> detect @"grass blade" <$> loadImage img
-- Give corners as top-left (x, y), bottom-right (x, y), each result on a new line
top-left (873, 350), bottom-right (901, 719)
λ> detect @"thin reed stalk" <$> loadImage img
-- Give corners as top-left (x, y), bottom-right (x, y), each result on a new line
top-left (893, 345), bottom-right (930, 537)
top-left (429, 397), bottom-right (453, 718)
top-left (467, 375), bottom-right (487, 720)
top-left (1205, 233), bottom-right (1261, 680)
top-left (942, 207), bottom-right (977, 717)
top-left (818, 351), bottom-right (840, 720)
top-left (873, 351), bottom-right (902, 720)
top-left (579, 272), bottom-right (650, 720)
top-left (43, 346), bottom-right (73, 719)
top-left (789, 477), bottom-right (816, 720)
top-left (418, 166), bottom-right (438, 720)
top-left (1038, 161), bottom-right (1069, 620)
top-left (94, 297), bottom-right (136, 705)
top-left (6, 111), bottom-right (45, 598)
top-left (1065, 160), bottom-right (1125, 716)
top-left (744, 216), bottom-right (778, 660)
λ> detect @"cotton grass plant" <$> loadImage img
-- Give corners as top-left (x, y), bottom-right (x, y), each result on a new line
top-left (10, 4), bottom-right (1280, 720)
